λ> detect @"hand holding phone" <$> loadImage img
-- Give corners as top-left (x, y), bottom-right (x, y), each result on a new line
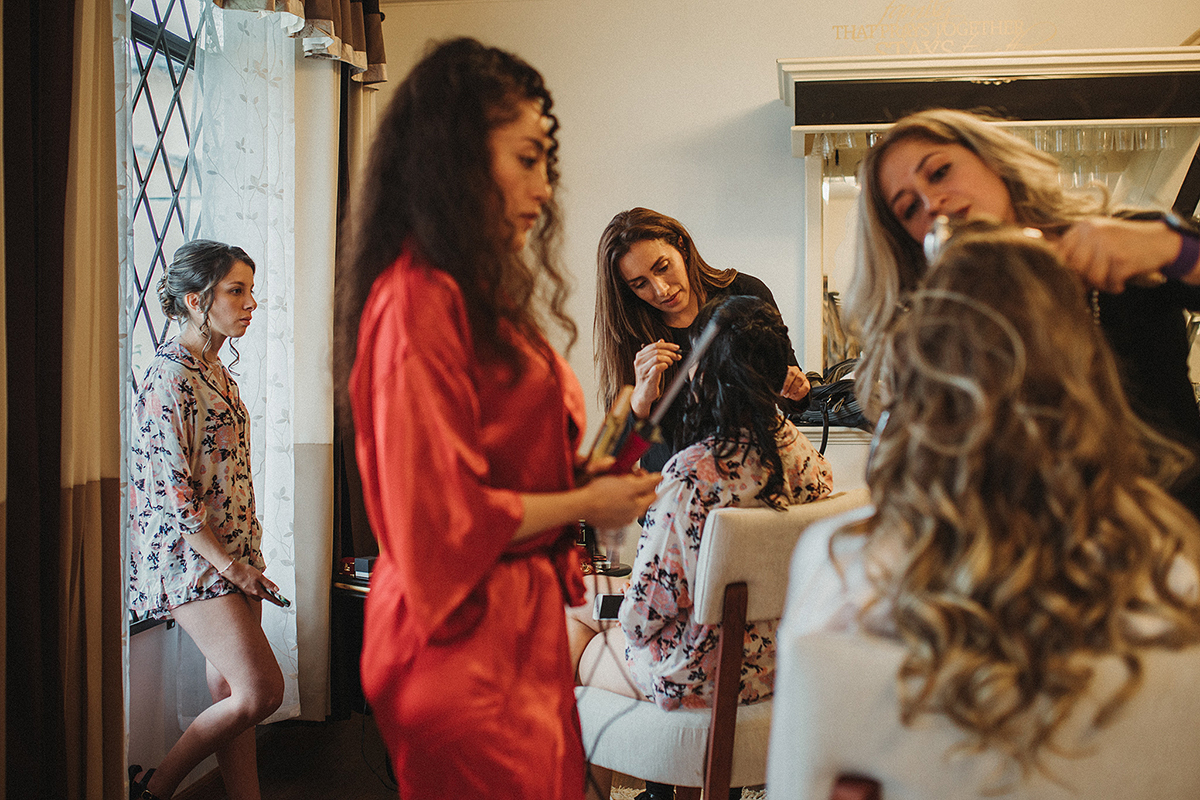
top-left (264, 586), bottom-right (291, 608)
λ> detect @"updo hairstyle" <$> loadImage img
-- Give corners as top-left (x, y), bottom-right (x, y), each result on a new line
top-left (157, 239), bottom-right (255, 360)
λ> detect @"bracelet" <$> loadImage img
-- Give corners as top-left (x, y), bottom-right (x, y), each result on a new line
top-left (216, 558), bottom-right (235, 575)
top-left (1162, 211), bottom-right (1200, 281)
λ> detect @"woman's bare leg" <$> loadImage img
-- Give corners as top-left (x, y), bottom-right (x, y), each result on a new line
top-left (566, 574), bottom-right (628, 681)
top-left (205, 652), bottom-right (265, 800)
top-left (572, 583), bottom-right (646, 799)
top-left (145, 593), bottom-right (283, 799)
top-left (585, 764), bottom-right (614, 800)
top-left (577, 627), bottom-right (645, 700)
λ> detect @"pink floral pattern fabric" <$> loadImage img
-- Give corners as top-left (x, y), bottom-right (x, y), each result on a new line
top-left (128, 338), bottom-right (263, 621)
top-left (620, 420), bottom-right (833, 710)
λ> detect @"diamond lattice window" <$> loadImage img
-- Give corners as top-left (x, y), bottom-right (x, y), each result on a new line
top-left (127, 0), bottom-right (203, 390)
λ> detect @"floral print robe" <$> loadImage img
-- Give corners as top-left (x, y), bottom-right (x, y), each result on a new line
top-left (128, 338), bottom-right (263, 620)
top-left (620, 421), bottom-right (832, 710)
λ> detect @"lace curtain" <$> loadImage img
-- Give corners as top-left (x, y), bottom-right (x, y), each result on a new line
top-left (181, 2), bottom-right (302, 723)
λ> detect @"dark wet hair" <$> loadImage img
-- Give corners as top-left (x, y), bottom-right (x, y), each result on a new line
top-left (677, 295), bottom-right (792, 508)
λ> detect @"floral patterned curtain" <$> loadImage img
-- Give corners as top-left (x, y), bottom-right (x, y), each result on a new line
top-left (182, 2), bottom-right (303, 724)
top-left (155, 0), bottom-right (384, 731)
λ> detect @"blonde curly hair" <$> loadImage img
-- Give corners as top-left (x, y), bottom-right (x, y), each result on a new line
top-left (861, 222), bottom-right (1200, 774)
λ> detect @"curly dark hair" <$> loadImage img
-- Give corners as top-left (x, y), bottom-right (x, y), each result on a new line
top-left (677, 295), bottom-right (792, 509)
top-left (335, 37), bottom-right (574, 410)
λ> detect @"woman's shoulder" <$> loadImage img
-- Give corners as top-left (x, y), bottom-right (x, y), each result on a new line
top-left (789, 504), bottom-right (876, 591)
top-left (778, 420), bottom-right (834, 495)
top-left (662, 437), bottom-right (720, 481)
top-left (724, 271), bottom-right (774, 299)
top-left (785, 503), bottom-right (884, 635)
top-left (779, 419), bottom-right (817, 453)
top-left (361, 251), bottom-right (470, 344)
top-left (369, 251), bottom-right (463, 309)
top-left (135, 340), bottom-right (203, 413)
top-left (801, 503), bottom-right (875, 545)
top-left (142, 339), bottom-right (199, 383)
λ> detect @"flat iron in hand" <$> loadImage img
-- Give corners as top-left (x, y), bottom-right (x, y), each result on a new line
top-left (589, 315), bottom-right (723, 473)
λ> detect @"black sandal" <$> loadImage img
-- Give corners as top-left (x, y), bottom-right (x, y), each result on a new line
top-left (128, 765), bottom-right (162, 800)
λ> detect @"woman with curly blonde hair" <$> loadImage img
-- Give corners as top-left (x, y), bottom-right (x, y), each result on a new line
top-left (847, 108), bottom-right (1200, 517)
top-left (789, 222), bottom-right (1200, 773)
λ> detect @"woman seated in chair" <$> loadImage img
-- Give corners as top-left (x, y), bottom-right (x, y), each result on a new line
top-left (573, 295), bottom-right (832, 711)
top-left (787, 221), bottom-right (1200, 774)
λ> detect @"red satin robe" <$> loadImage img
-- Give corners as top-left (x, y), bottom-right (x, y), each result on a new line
top-left (349, 249), bottom-right (588, 800)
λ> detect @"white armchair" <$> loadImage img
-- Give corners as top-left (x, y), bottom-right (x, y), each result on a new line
top-left (768, 628), bottom-right (1200, 799)
top-left (576, 488), bottom-right (871, 799)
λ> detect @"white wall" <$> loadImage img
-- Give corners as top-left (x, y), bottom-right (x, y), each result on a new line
top-left (378, 0), bottom-right (1198, 433)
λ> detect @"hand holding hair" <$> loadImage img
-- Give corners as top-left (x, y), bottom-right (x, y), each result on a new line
top-left (780, 364), bottom-right (811, 401)
top-left (630, 339), bottom-right (681, 418)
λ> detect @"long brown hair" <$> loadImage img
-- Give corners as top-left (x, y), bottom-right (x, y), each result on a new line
top-left (593, 207), bottom-right (736, 409)
top-left (335, 37), bottom-right (574, 412)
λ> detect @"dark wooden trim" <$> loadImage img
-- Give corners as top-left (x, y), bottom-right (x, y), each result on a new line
top-left (129, 616), bottom-right (173, 637)
top-left (704, 581), bottom-right (748, 800)
top-left (791, 71), bottom-right (1200, 127)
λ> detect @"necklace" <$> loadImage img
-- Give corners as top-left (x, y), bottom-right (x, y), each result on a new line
top-left (205, 358), bottom-right (230, 397)
top-left (1090, 289), bottom-right (1101, 324)
top-left (179, 334), bottom-right (230, 396)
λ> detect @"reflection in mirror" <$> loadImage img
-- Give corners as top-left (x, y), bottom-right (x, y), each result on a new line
top-left (821, 170), bottom-right (860, 367)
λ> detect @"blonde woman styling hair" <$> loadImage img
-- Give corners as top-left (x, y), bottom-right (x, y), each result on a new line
top-left (849, 108), bottom-right (1200, 517)
top-left (791, 222), bottom-right (1200, 776)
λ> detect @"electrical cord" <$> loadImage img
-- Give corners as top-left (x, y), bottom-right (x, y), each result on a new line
top-left (576, 570), bottom-right (656, 797)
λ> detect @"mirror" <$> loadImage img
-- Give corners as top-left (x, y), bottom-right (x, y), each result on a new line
top-left (801, 123), bottom-right (1200, 374)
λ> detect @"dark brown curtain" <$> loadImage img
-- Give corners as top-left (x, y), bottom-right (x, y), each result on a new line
top-left (5, 0), bottom-right (73, 795)
top-left (6, 0), bottom-right (124, 796)
top-left (213, 0), bottom-right (388, 84)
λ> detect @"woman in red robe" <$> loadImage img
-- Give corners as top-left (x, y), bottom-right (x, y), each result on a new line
top-left (337, 38), bottom-right (660, 800)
